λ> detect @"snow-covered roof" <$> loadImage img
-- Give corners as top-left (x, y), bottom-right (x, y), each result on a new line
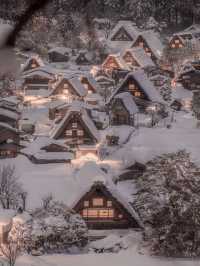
top-left (109, 20), bottom-right (139, 42)
top-left (0, 107), bottom-right (19, 120)
top-left (51, 102), bottom-right (100, 142)
top-left (23, 67), bottom-right (55, 80)
top-left (114, 92), bottom-right (139, 115)
top-left (135, 30), bottom-right (164, 59)
top-left (0, 122), bottom-right (18, 133)
top-left (21, 55), bottom-right (44, 72)
top-left (51, 75), bottom-right (87, 97)
top-left (102, 54), bottom-right (130, 70)
top-left (71, 161), bottom-right (142, 227)
top-left (123, 47), bottom-right (155, 67)
top-left (107, 21), bottom-right (140, 53)
top-left (172, 84), bottom-right (193, 100)
top-left (109, 70), bottom-right (164, 103)
top-left (21, 136), bottom-right (69, 155)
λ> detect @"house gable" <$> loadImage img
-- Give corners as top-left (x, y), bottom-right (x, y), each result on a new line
top-left (102, 56), bottom-right (122, 72)
top-left (123, 51), bottom-right (140, 67)
top-left (23, 58), bottom-right (40, 72)
top-left (169, 35), bottom-right (185, 49)
top-left (51, 79), bottom-right (81, 97)
top-left (53, 111), bottom-right (97, 145)
top-left (76, 53), bottom-right (91, 65)
top-left (118, 75), bottom-right (150, 101)
top-left (132, 35), bottom-right (157, 63)
top-left (74, 182), bottom-right (140, 229)
top-left (111, 26), bottom-right (134, 41)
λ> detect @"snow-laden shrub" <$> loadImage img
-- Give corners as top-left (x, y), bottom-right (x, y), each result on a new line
top-left (9, 201), bottom-right (88, 255)
top-left (89, 233), bottom-right (140, 253)
top-left (134, 150), bottom-right (200, 257)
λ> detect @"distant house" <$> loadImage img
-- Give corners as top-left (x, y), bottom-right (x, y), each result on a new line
top-left (22, 66), bottom-right (56, 92)
top-left (51, 103), bottom-right (99, 151)
top-left (176, 62), bottom-right (200, 91)
top-left (73, 163), bottom-right (141, 229)
top-left (48, 47), bottom-right (71, 63)
top-left (131, 30), bottom-right (164, 64)
top-left (102, 54), bottom-right (129, 74)
top-left (123, 47), bottom-right (155, 68)
top-left (21, 137), bottom-right (74, 164)
top-left (108, 70), bottom-right (164, 111)
top-left (109, 20), bottom-right (139, 42)
top-left (110, 92), bottom-right (138, 126)
top-left (169, 24), bottom-right (200, 50)
top-left (0, 122), bottom-right (20, 158)
top-left (49, 76), bottom-right (87, 100)
top-left (22, 55), bottom-right (44, 73)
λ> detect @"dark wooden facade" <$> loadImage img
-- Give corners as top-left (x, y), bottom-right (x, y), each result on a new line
top-left (74, 182), bottom-right (140, 229)
top-left (132, 35), bottom-right (157, 63)
top-left (117, 76), bottom-right (149, 101)
top-left (53, 111), bottom-right (98, 147)
top-left (110, 98), bottom-right (134, 126)
top-left (0, 127), bottom-right (20, 158)
top-left (123, 51), bottom-right (140, 67)
top-left (23, 74), bottom-right (53, 91)
top-left (111, 26), bottom-right (133, 41)
top-left (169, 35), bottom-right (185, 49)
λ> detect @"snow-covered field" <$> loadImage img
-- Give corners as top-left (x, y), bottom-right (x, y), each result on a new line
top-left (15, 249), bottom-right (200, 266)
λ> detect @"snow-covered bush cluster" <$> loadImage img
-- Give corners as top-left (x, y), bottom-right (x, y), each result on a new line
top-left (9, 200), bottom-right (88, 255)
top-left (134, 150), bottom-right (200, 257)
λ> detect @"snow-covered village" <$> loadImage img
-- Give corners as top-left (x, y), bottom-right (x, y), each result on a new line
top-left (1, 1), bottom-right (200, 265)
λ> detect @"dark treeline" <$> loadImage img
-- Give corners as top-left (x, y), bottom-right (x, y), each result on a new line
top-left (0, 0), bottom-right (200, 28)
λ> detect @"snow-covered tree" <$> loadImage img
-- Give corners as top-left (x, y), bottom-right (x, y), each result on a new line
top-left (0, 165), bottom-right (27, 210)
top-left (134, 150), bottom-right (200, 257)
top-left (23, 199), bottom-right (88, 255)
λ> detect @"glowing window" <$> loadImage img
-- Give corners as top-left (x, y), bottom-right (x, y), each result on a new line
top-left (72, 123), bottom-right (77, 128)
top-left (66, 130), bottom-right (72, 136)
top-left (172, 44), bottom-right (175, 48)
top-left (139, 42), bottom-right (144, 47)
top-left (93, 198), bottom-right (103, 206)
top-left (77, 130), bottom-right (84, 136)
top-left (84, 201), bottom-right (89, 207)
top-left (175, 39), bottom-right (180, 44)
top-left (134, 91), bottom-right (141, 97)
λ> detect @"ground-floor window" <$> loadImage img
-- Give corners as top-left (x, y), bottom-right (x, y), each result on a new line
top-left (82, 208), bottom-right (114, 218)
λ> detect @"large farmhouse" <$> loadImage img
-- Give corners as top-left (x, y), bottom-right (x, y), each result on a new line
top-left (73, 162), bottom-right (141, 229)
top-left (108, 70), bottom-right (163, 111)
